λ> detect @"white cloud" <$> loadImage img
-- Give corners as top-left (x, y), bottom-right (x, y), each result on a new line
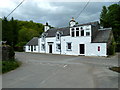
top-left (0, 0), bottom-right (116, 27)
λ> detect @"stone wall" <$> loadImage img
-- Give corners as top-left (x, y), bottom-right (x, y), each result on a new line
top-left (2, 45), bottom-right (15, 61)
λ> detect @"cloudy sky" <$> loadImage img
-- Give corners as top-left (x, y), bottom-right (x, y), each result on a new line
top-left (0, 0), bottom-right (118, 27)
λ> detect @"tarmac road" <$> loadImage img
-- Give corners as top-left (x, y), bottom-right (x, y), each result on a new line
top-left (2, 52), bottom-right (119, 88)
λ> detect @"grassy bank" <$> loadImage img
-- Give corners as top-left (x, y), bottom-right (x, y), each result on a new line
top-left (109, 67), bottom-right (120, 73)
top-left (0, 59), bottom-right (21, 74)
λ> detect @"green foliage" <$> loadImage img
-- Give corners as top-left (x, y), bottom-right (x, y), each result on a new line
top-left (2, 60), bottom-right (21, 74)
top-left (108, 39), bottom-right (116, 55)
top-left (2, 17), bottom-right (44, 49)
top-left (100, 4), bottom-right (120, 52)
top-left (16, 42), bottom-right (27, 47)
top-left (15, 42), bottom-right (27, 52)
top-left (18, 27), bottom-right (39, 42)
top-left (8, 46), bottom-right (15, 59)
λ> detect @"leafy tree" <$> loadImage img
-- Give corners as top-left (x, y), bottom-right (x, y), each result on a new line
top-left (100, 4), bottom-right (120, 52)
top-left (2, 17), bottom-right (44, 50)
top-left (18, 27), bottom-right (39, 42)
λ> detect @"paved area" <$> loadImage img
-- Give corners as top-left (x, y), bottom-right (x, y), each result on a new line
top-left (2, 52), bottom-right (119, 88)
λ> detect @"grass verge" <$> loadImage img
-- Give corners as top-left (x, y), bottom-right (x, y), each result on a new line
top-left (109, 67), bottom-right (120, 73)
top-left (0, 59), bottom-right (21, 74)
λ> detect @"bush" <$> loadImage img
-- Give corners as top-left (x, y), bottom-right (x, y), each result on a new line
top-left (107, 39), bottom-right (116, 55)
top-left (109, 67), bottom-right (120, 73)
top-left (2, 59), bottom-right (21, 74)
top-left (115, 43), bottom-right (120, 52)
top-left (15, 42), bottom-right (27, 52)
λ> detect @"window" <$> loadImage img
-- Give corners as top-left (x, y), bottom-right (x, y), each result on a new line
top-left (71, 28), bottom-right (74, 37)
top-left (56, 44), bottom-right (61, 51)
top-left (34, 46), bottom-right (36, 51)
top-left (76, 28), bottom-right (79, 30)
top-left (42, 35), bottom-right (45, 42)
top-left (81, 30), bottom-right (84, 36)
top-left (28, 46), bottom-right (30, 50)
top-left (86, 32), bottom-right (90, 36)
top-left (41, 44), bottom-right (45, 51)
top-left (76, 30), bottom-right (79, 36)
top-left (56, 33), bottom-right (60, 40)
top-left (67, 43), bottom-right (72, 50)
top-left (98, 46), bottom-right (100, 51)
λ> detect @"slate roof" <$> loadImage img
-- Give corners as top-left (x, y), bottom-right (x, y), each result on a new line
top-left (45, 27), bottom-right (70, 37)
top-left (26, 37), bottom-right (38, 46)
top-left (40, 21), bottom-right (112, 43)
top-left (45, 21), bottom-right (99, 38)
top-left (92, 28), bottom-right (112, 43)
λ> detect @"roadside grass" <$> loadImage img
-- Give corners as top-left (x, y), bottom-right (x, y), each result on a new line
top-left (0, 59), bottom-right (21, 74)
top-left (109, 67), bottom-right (120, 73)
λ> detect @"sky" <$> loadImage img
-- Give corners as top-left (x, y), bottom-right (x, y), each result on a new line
top-left (0, 0), bottom-right (118, 27)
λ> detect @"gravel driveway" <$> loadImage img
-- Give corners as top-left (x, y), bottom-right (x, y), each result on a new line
top-left (2, 52), bottom-right (119, 88)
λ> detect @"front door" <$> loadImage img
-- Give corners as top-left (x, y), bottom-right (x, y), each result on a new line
top-left (80, 44), bottom-right (85, 54)
top-left (31, 45), bottom-right (33, 52)
top-left (49, 45), bottom-right (52, 53)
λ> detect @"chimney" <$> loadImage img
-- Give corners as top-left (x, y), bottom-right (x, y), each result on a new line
top-left (69, 17), bottom-right (76, 27)
top-left (44, 22), bottom-right (50, 32)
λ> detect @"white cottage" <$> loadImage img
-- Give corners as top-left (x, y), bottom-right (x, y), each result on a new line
top-left (25, 37), bottom-right (39, 52)
top-left (25, 18), bottom-right (113, 56)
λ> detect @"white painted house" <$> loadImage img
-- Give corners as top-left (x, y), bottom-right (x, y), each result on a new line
top-left (25, 18), bottom-right (113, 56)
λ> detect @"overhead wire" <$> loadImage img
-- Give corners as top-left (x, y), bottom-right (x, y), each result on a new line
top-left (75, 0), bottom-right (90, 20)
top-left (6, 0), bottom-right (25, 18)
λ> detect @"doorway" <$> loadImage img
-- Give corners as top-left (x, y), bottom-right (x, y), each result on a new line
top-left (80, 44), bottom-right (85, 54)
top-left (31, 45), bottom-right (33, 52)
top-left (49, 45), bottom-right (52, 53)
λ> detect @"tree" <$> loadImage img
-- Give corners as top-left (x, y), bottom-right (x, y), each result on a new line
top-left (100, 4), bottom-right (120, 52)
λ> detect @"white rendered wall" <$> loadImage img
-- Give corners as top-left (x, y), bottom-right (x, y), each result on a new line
top-left (86, 43), bottom-right (107, 56)
top-left (38, 24), bottom-right (107, 56)
top-left (39, 36), bottom-right (107, 56)
top-left (25, 45), bottom-right (38, 52)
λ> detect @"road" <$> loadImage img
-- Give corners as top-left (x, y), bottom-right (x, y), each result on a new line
top-left (2, 52), bottom-right (119, 88)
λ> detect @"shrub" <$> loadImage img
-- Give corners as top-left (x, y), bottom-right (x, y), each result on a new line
top-left (108, 39), bottom-right (116, 55)
top-left (15, 42), bottom-right (27, 52)
top-left (115, 43), bottom-right (120, 52)
top-left (2, 59), bottom-right (21, 73)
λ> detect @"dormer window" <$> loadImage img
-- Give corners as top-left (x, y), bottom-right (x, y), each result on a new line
top-left (81, 30), bottom-right (84, 36)
top-left (56, 32), bottom-right (60, 41)
top-left (76, 28), bottom-right (79, 37)
top-left (41, 35), bottom-right (45, 42)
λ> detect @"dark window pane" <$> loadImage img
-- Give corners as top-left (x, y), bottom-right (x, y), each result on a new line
top-left (76, 31), bottom-right (79, 36)
top-left (81, 30), bottom-right (84, 36)
top-left (72, 32), bottom-right (74, 37)
top-left (76, 28), bottom-right (79, 30)
top-left (86, 32), bottom-right (90, 36)
top-left (58, 44), bottom-right (61, 49)
top-left (68, 43), bottom-right (71, 49)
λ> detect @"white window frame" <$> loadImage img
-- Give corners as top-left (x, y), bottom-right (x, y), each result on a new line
top-left (56, 44), bottom-right (61, 51)
top-left (56, 32), bottom-right (60, 41)
top-left (86, 31), bottom-right (90, 36)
